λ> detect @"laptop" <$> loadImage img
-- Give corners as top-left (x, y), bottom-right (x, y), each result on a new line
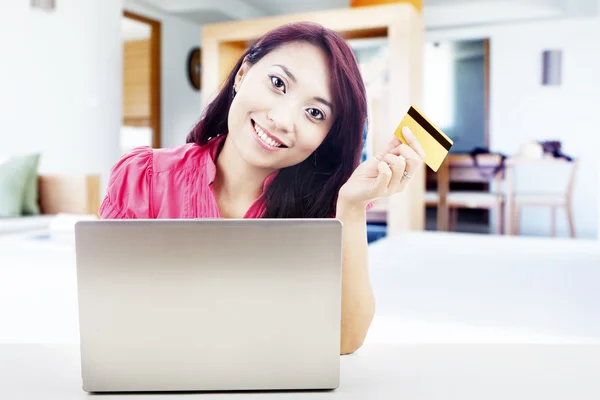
top-left (74, 218), bottom-right (343, 393)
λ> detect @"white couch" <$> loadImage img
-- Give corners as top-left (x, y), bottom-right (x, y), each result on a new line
top-left (0, 174), bottom-right (100, 236)
top-left (0, 215), bottom-right (55, 235)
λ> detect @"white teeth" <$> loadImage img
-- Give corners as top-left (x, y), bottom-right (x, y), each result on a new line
top-left (254, 123), bottom-right (281, 148)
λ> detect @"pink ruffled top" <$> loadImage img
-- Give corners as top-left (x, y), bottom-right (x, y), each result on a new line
top-left (99, 135), bottom-right (277, 219)
top-left (100, 135), bottom-right (372, 220)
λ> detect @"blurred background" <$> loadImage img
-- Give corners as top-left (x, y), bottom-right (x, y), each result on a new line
top-left (2, 0), bottom-right (598, 243)
top-left (1, 0), bottom-right (599, 364)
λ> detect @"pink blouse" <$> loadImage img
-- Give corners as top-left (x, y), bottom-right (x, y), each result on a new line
top-left (99, 135), bottom-right (276, 219)
top-left (99, 135), bottom-right (372, 220)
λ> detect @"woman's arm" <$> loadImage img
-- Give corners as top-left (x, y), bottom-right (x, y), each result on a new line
top-left (335, 200), bottom-right (375, 355)
top-left (332, 128), bottom-right (426, 355)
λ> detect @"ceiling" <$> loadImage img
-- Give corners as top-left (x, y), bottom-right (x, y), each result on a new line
top-left (128, 0), bottom-right (598, 28)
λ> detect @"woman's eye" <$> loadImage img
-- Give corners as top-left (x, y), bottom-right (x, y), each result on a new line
top-left (270, 76), bottom-right (285, 91)
top-left (307, 108), bottom-right (324, 120)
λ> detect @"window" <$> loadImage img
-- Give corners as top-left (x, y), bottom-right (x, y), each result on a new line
top-left (423, 41), bottom-right (455, 130)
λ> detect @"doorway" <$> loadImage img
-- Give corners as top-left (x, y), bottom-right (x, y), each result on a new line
top-left (423, 37), bottom-right (492, 233)
top-left (120, 11), bottom-right (161, 153)
top-left (423, 38), bottom-right (490, 152)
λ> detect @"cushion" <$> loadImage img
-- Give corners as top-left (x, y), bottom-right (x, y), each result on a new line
top-left (21, 154), bottom-right (41, 215)
top-left (0, 154), bottom-right (40, 218)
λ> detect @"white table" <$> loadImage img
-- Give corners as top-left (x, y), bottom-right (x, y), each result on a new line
top-left (1, 231), bottom-right (600, 398)
top-left (2, 343), bottom-right (600, 399)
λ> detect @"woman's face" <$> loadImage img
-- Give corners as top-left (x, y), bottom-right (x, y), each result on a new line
top-left (227, 42), bottom-right (336, 171)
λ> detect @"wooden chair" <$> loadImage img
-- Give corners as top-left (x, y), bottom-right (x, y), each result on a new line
top-left (506, 158), bottom-right (578, 238)
top-left (427, 154), bottom-right (506, 233)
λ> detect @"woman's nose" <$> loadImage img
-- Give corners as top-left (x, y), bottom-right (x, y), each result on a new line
top-left (267, 105), bottom-right (295, 134)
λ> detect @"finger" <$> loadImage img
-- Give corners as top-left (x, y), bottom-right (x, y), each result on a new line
top-left (376, 137), bottom-right (403, 160)
top-left (397, 142), bottom-right (424, 179)
top-left (388, 140), bottom-right (420, 160)
top-left (401, 126), bottom-right (427, 160)
top-left (383, 153), bottom-right (407, 193)
top-left (373, 160), bottom-right (393, 195)
top-left (387, 136), bottom-right (402, 151)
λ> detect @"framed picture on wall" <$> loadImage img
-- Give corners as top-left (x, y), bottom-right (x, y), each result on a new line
top-left (187, 47), bottom-right (202, 91)
top-left (31, 0), bottom-right (55, 10)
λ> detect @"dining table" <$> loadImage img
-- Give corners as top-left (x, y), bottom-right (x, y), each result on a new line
top-left (432, 152), bottom-right (505, 232)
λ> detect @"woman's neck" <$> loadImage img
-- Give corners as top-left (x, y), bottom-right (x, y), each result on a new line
top-left (213, 136), bottom-right (274, 215)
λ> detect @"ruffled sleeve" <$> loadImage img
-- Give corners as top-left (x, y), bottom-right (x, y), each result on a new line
top-left (99, 147), bottom-right (154, 219)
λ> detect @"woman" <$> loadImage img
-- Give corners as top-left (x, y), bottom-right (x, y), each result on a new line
top-left (100, 22), bottom-right (426, 355)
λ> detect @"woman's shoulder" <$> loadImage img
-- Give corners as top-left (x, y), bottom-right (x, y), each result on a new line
top-left (113, 140), bottom-right (215, 176)
top-left (151, 142), bottom-right (210, 174)
top-left (99, 140), bottom-right (218, 219)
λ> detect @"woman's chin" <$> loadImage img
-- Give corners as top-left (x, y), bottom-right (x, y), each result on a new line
top-left (234, 135), bottom-right (299, 171)
top-left (239, 150), bottom-right (280, 171)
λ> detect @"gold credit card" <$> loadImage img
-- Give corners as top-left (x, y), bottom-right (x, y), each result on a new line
top-left (394, 105), bottom-right (453, 172)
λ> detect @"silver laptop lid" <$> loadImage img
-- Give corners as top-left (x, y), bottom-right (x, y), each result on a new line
top-left (75, 218), bottom-right (342, 393)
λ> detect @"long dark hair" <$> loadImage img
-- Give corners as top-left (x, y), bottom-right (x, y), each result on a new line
top-left (186, 22), bottom-right (367, 218)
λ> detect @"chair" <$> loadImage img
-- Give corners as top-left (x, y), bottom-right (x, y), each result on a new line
top-left (427, 154), bottom-right (506, 234)
top-left (506, 158), bottom-right (578, 238)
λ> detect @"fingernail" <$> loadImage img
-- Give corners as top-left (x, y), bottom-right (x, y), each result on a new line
top-left (402, 126), bottom-right (412, 136)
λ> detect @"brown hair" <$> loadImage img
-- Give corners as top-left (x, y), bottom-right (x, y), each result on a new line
top-left (187, 22), bottom-right (367, 218)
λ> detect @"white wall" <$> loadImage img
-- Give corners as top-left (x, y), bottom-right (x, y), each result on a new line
top-left (0, 0), bottom-right (202, 199)
top-left (0, 0), bottom-right (123, 194)
top-left (427, 16), bottom-right (600, 240)
top-left (123, 0), bottom-right (203, 149)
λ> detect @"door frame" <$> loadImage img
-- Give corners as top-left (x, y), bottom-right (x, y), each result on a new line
top-left (483, 38), bottom-right (490, 149)
top-left (123, 11), bottom-right (161, 148)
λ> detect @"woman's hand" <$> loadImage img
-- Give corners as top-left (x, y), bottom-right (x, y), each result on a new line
top-left (338, 126), bottom-right (426, 208)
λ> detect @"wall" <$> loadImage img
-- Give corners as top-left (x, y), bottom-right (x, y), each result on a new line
top-left (0, 0), bottom-right (202, 199)
top-left (0, 0), bottom-right (123, 195)
top-left (427, 16), bottom-right (600, 239)
top-left (123, 0), bottom-right (203, 149)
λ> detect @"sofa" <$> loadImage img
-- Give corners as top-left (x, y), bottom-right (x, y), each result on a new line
top-left (0, 154), bottom-right (100, 235)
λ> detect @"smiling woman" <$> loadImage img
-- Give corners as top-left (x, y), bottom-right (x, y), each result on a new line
top-left (99, 21), bottom-right (427, 355)
top-left (186, 23), bottom-right (368, 219)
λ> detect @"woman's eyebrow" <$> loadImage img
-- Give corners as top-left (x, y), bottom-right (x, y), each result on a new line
top-left (273, 64), bottom-right (297, 83)
top-left (314, 97), bottom-right (333, 111)
top-left (273, 63), bottom-right (333, 111)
